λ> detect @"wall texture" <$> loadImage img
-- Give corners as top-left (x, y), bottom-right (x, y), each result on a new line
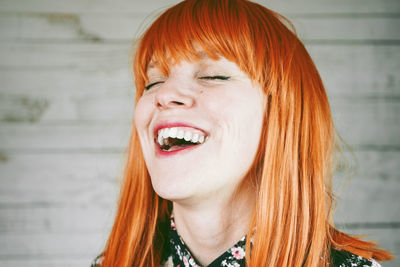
top-left (0, 0), bottom-right (399, 266)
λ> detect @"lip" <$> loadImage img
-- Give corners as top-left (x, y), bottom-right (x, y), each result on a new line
top-left (153, 121), bottom-right (209, 157)
top-left (155, 142), bottom-right (201, 156)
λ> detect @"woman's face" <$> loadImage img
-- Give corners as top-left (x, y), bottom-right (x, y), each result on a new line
top-left (134, 55), bottom-right (265, 204)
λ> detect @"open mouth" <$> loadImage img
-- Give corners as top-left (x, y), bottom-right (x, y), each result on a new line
top-left (155, 127), bottom-right (207, 153)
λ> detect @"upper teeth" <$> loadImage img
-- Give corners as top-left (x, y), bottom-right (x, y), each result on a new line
top-left (157, 127), bottom-right (206, 146)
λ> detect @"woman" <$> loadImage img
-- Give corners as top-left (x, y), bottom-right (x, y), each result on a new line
top-left (93, 0), bottom-right (394, 266)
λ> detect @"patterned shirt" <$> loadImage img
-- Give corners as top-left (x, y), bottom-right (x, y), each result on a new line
top-left (160, 217), bottom-right (383, 267)
top-left (91, 218), bottom-right (383, 267)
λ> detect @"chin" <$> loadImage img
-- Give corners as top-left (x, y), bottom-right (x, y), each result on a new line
top-left (150, 175), bottom-right (197, 201)
top-left (153, 187), bottom-right (195, 203)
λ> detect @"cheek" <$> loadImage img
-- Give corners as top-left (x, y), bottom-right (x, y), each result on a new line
top-left (202, 88), bottom-right (264, 139)
top-left (133, 96), bottom-right (154, 131)
top-left (201, 88), bottom-right (264, 174)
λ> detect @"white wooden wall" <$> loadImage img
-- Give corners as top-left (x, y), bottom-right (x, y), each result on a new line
top-left (0, 0), bottom-right (399, 266)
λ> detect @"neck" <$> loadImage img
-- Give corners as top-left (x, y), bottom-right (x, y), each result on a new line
top-left (172, 184), bottom-right (255, 266)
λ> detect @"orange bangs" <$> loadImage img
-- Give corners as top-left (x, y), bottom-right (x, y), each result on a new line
top-left (133, 0), bottom-right (298, 99)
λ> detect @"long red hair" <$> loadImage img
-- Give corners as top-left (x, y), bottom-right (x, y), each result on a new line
top-left (101, 0), bottom-right (393, 266)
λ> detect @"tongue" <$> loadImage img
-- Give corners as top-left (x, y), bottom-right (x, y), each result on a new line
top-left (167, 143), bottom-right (196, 151)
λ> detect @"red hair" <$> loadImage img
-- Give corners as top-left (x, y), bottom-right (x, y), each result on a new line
top-left (101, 0), bottom-right (393, 266)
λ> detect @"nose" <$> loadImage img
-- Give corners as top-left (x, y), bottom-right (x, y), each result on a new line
top-left (155, 80), bottom-right (194, 110)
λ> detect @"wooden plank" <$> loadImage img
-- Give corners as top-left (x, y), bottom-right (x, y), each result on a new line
top-left (333, 150), bottom-right (400, 223)
top-left (0, 0), bottom-right (398, 14)
top-left (0, 152), bottom-right (124, 183)
top-left (308, 45), bottom-right (400, 99)
top-left (0, 13), bottom-right (87, 41)
top-left (0, 67), bottom-right (135, 122)
top-left (292, 17), bottom-right (400, 41)
top-left (0, 176), bottom-right (119, 207)
top-left (0, 93), bottom-right (135, 122)
top-left (0, 13), bottom-right (149, 42)
top-left (0, 122), bottom-right (131, 151)
top-left (0, 69), bottom-right (133, 96)
top-left (0, 13), bottom-right (399, 42)
top-left (264, 0), bottom-right (400, 15)
top-left (333, 174), bottom-right (400, 224)
top-left (0, 42), bottom-right (131, 70)
top-left (0, 0), bottom-right (181, 14)
top-left (0, 153), bottom-right (122, 205)
top-left (330, 98), bottom-right (400, 148)
top-left (0, 206), bottom-right (115, 234)
top-left (0, 232), bottom-right (106, 259)
top-left (0, 259), bottom-right (92, 267)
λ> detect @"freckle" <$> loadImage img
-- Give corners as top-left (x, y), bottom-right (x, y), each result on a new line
top-left (200, 90), bottom-right (204, 94)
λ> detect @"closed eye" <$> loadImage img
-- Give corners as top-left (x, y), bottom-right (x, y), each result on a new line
top-left (200, 75), bottom-right (230, 81)
top-left (145, 81), bottom-right (164, 90)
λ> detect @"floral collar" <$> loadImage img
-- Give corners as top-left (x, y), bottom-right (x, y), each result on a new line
top-left (160, 217), bottom-right (381, 267)
top-left (162, 217), bottom-right (247, 267)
